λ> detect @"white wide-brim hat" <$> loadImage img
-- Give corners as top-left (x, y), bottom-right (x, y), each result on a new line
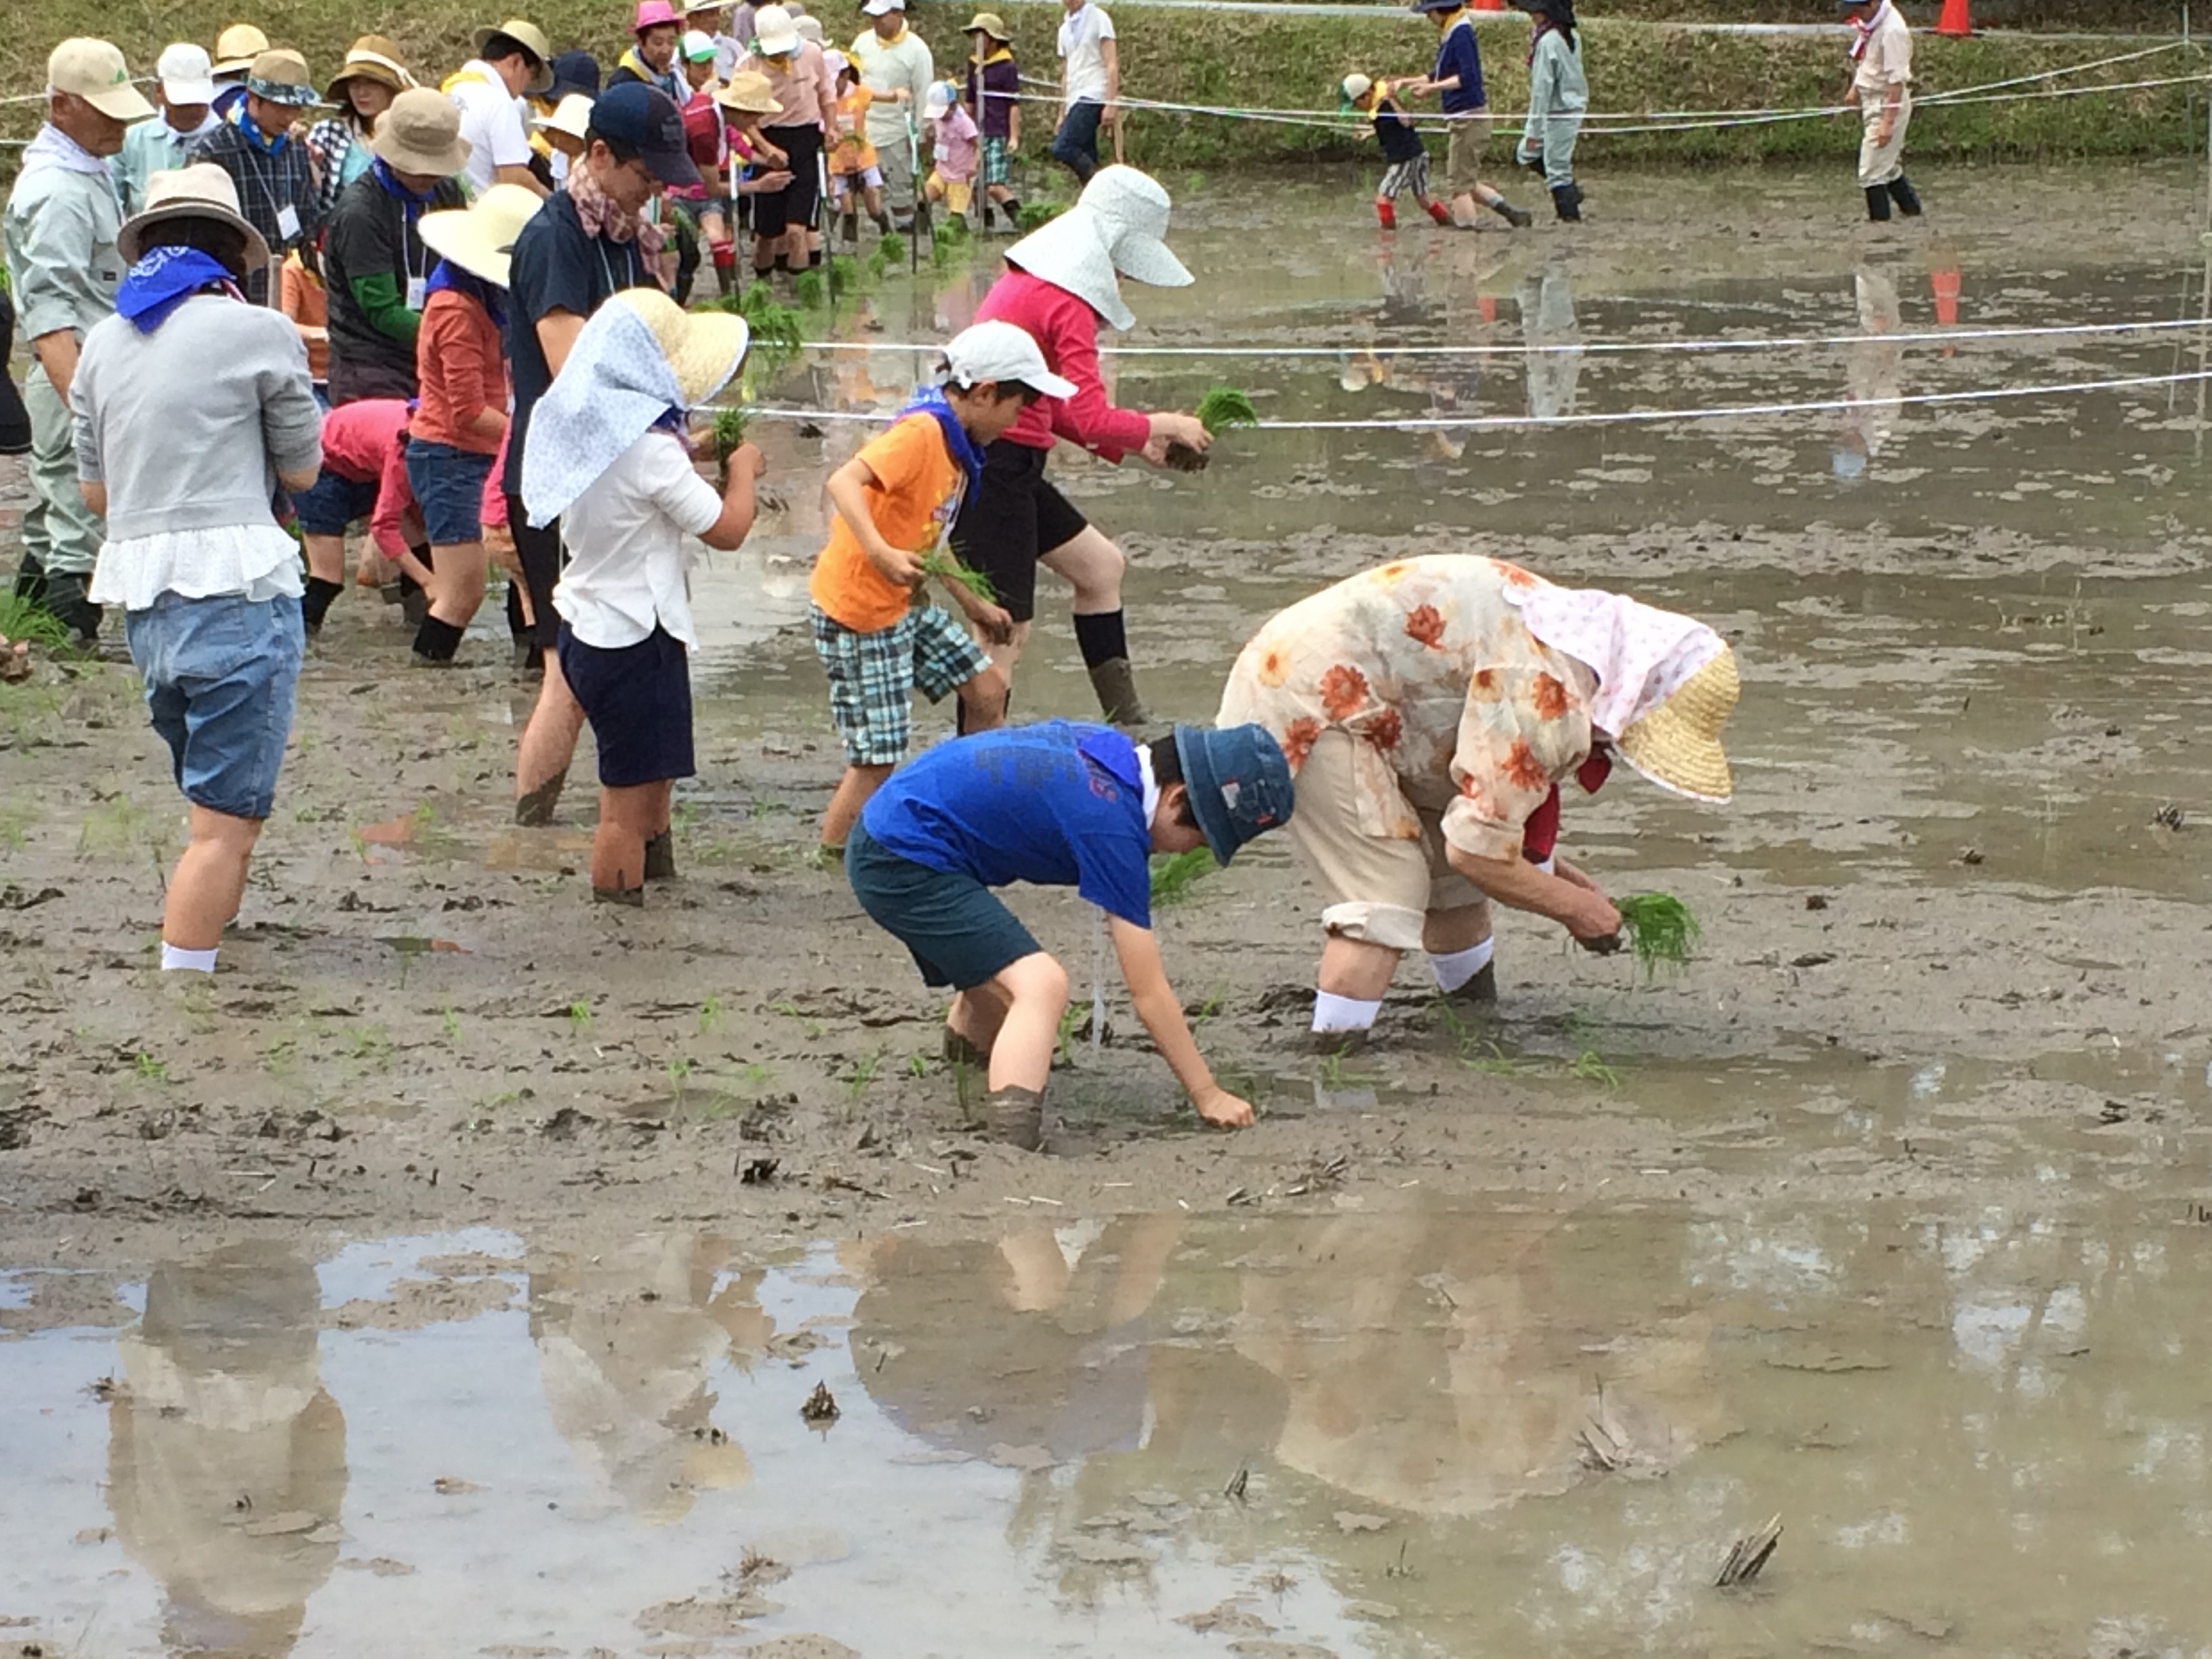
top-left (119, 163), bottom-right (272, 278)
top-left (419, 183), bottom-right (546, 288)
top-left (1002, 165), bottom-right (1191, 333)
top-left (534, 91), bottom-right (595, 140)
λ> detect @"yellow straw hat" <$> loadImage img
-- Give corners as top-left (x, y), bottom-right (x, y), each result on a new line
top-left (609, 286), bottom-right (750, 406)
top-left (1614, 647), bottom-right (1738, 804)
top-left (419, 183), bottom-right (545, 287)
top-left (713, 69), bottom-right (781, 115)
top-left (211, 22), bottom-right (271, 77)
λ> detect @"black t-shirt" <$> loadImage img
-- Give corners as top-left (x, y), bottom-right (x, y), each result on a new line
top-left (504, 190), bottom-right (656, 498)
top-left (322, 170), bottom-right (466, 405)
top-left (1374, 102), bottom-right (1427, 165)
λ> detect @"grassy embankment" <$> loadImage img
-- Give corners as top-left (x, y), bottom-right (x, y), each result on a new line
top-left (2, 0), bottom-right (2203, 171)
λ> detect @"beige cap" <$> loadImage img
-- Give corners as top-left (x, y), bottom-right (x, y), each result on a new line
top-left (211, 22), bottom-right (271, 76)
top-left (474, 19), bottom-right (556, 93)
top-left (714, 70), bottom-right (781, 115)
top-left (119, 162), bottom-right (270, 274)
top-left (369, 87), bottom-right (472, 176)
top-left (47, 39), bottom-right (157, 122)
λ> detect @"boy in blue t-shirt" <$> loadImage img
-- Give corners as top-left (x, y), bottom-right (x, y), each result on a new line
top-left (848, 720), bottom-right (1294, 1150)
top-left (1403, 0), bottom-right (1531, 230)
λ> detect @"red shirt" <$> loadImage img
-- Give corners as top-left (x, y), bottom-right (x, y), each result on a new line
top-left (318, 397), bottom-right (418, 562)
top-left (411, 289), bottom-right (509, 457)
top-left (975, 268), bottom-right (1151, 461)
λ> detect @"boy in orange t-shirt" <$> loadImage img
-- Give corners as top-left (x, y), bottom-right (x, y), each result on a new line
top-left (809, 321), bottom-right (1077, 855)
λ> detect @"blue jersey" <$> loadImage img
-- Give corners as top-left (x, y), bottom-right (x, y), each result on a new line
top-left (1432, 18), bottom-right (1488, 113)
top-left (861, 721), bottom-right (1154, 928)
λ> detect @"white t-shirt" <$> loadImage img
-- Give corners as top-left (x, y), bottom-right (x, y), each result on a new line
top-left (554, 430), bottom-right (724, 649)
top-left (449, 62), bottom-right (533, 197)
top-left (1057, 3), bottom-right (1115, 106)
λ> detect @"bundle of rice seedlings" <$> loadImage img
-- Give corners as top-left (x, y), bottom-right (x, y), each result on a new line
top-left (918, 549), bottom-right (996, 604)
top-left (1014, 200), bottom-right (1065, 232)
top-left (1149, 847), bottom-right (1214, 906)
top-left (710, 405), bottom-right (750, 487)
top-left (1163, 386), bottom-right (1261, 474)
top-left (791, 268), bottom-right (827, 310)
top-left (825, 253), bottom-right (861, 298)
top-left (1614, 893), bottom-right (1700, 977)
top-left (735, 283), bottom-right (805, 362)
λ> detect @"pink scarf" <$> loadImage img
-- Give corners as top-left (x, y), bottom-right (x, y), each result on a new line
top-left (1507, 582), bottom-right (1725, 742)
top-left (569, 161), bottom-right (674, 287)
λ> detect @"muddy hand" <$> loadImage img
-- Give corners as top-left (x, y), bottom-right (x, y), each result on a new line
top-left (1576, 930), bottom-right (1623, 956)
top-left (1193, 1085), bottom-right (1255, 1130)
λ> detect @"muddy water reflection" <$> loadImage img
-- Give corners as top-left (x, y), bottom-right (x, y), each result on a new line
top-left (9, 1206), bottom-right (2212, 1655)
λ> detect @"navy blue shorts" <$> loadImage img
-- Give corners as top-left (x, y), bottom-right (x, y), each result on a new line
top-left (292, 468), bottom-right (382, 538)
top-left (846, 819), bottom-right (1041, 991)
top-left (556, 623), bottom-right (695, 788)
top-left (403, 438), bottom-right (493, 546)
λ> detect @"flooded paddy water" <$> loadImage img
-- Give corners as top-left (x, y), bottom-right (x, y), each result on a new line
top-left (7, 163), bottom-right (2212, 1654)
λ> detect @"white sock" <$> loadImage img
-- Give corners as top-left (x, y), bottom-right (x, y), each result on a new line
top-left (1312, 991), bottom-right (1382, 1034)
top-left (160, 943), bottom-right (218, 974)
top-left (1429, 938), bottom-right (1495, 993)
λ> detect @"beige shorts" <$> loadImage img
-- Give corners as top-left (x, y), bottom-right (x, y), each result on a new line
top-left (1288, 730), bottom-right (1490, 952)
top-left (1445, 114), bottom-right (1494, 195)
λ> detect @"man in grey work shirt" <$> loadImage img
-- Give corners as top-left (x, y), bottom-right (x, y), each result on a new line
top-left (2, 37), bottom-right (154, 642)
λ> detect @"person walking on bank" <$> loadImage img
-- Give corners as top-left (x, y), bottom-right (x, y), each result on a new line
top-left (189, 47), bottom-right (320, 303)
top-left (950, 166), bottom-right (1212, 728)
top-left (449, 18), bottom-right (556, 199)
top-left (115, 45), bottom-right (222, 217)
top-left (849, 0), bottom-right (934, 233)
top-left (964, 14), bottom-right (1023, 230)
top-left (506, 82), bottom-right (697, 825)
top-left (71, 165), bottom-right (323, 975)
top-left (305, 38), bottom-right (415, 227)
top-left (1514, 0), bottom-right (1586, 222)
top-left (1839, 0), bottom-right (1919, 221)
top-left (1404, 0), bottom-right (1530, 229)
top-left (322, 89), bottom-right (470, 407)
top-left (1051, 0), bottom-right (1118, 185)
top-left (3, 39), bottom-right (153, 644)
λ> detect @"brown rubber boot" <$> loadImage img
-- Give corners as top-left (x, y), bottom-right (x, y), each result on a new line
top-left (644, 831), bottom-right (675, 882)
top-left (593, 884), bottom-right (644, 907)
top-left (515, 767), bottom-right (567, 827)
top-left (1086, 657), bottom-right (1150, 728)
top-left (1301, 1027), bottom-right (1370, 1058)
top-left (1446, 962), bottom-right (1497, 1005)
top-left (979, 1084), bottom-right (1044, 1151)
top-left (945, 1029), bottom-right (991, 1116)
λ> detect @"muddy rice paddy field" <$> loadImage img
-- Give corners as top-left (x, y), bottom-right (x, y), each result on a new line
top-left (5, 164), bottom-right (2212, 1656)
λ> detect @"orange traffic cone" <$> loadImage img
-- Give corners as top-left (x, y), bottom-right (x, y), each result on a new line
top-left (1929, 264), bottom-right (1962, 356)
top-left (1471, 0), bottom-right (1508, 12)
top-left (1935, 0), bottom-right (1970, 37)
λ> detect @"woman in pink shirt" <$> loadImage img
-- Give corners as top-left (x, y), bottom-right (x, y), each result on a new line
top-left (949, 166), bottom-right (1210, 727)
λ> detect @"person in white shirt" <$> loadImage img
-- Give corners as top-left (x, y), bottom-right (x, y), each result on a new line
top-left (520, 287), bottom-right (764, 905)
top-left (1837, 0), bottom-right (1919, 220)
top-left (451, 18), bottom-right (556, 198)
top-left (848, 0), bottom-right (934, 231)
top-left (115, 45), bottom-right (222, 217)
top-left (1050, 0), bottom-right (1117, 184)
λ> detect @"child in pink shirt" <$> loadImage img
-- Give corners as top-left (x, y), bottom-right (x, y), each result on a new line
top-left (922, 81), bottom-right (980, 220)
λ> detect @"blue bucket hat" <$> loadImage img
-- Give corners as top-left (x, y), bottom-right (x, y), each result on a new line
top-left (1172, 722), bottom-right (1295, 865)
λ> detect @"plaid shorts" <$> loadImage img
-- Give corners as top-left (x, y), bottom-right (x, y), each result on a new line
top-left (981, 136), bottom-right (1011, 188)
top-left (811, 600), bottom-right (991, 766)
top-left (1378, 152), bottom-right (1432, 201)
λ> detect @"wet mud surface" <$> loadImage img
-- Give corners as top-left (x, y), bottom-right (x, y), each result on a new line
top-left (4, 163), bottom-right (2212, 1654)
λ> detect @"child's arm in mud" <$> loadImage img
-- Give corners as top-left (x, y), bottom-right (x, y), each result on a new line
top-left (1109, 916), bottom-right (1254, 1129)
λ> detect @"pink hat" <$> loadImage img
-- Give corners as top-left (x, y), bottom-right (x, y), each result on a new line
top-left (633, 0), bottom-right (680, 31)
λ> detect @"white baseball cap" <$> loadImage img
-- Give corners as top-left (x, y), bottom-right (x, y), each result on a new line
top-left (941, 321), bottom-right (1076, 401)
top-left (157, 43), bottom-right (218, 106)
top-left (861, 0), bottom-right (906, 14)
top-left (922, 79), bottom-right (952, 119)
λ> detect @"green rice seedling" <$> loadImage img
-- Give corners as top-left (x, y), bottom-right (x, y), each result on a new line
top-left (1014, 200), bottom-right (1065, 232)
top-left (918, 550), bottom-right (996, 604)
top-left (734, 283), bottom-right (805, 361)
top-left (1149, 847), bottom-right (1214, 907)
top-left (826, 253), bottom-right (861, 298)
top-left (1615, 893), bottom-right (1701, 977)
top-left (929, 234), bottom-right (961, 270)
top-left (792, 268), bottom-right (827, 310)
top-left (711, 405), bottom-right (751, 487)
top-left (0, 592), bottom-right (70, 651)
top-left (934, 212), bottom-right (970, 246)
top-left (1195, 386), bottom-right (1261, 434)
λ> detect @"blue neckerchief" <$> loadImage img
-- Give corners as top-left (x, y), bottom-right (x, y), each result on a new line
top-left (426, 258), bottom-right (508, 334)
top-left (898, 384), bottom-right (983, 500)
top-left (371, 157), bottom-right (436, 206)
top-left (233, 103), bottom-right (289, 155)
top-left (115, 247), bottom-right (236, 334)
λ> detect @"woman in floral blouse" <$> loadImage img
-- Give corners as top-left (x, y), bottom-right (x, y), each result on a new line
top-left (1218, 554), bottom-right (1738, 1046)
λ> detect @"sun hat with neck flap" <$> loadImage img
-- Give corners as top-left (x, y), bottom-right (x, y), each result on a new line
top-left (1002, 165), bottom-right (1191, 333)
top-left (419, 184), bottom-right (545, 287)
top-left (119, 163), bottom-right (271, 273)
top-left (325, 36), bottom-right (413, 102)
top-left (369, 87), bottom-right (473, 177)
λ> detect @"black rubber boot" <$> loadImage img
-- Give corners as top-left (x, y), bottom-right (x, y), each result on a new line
top-left (12, 554), bottom-right (47, 605)
top-left (301, 576), bottom-right (344, 636)
top-left (1887, 176), bottom-right (1923, 217)
top-left (1445, 962), bottom-right (1498, 1006)
top-left (978, 1084), bottom-right (1044, 1151)
top-left (1490, 197), bottom-right (1534, 229)
top-left (412, 614), bottom-right (464, 663)
top-left (41, 571), bottom-right (101, 643)
top-left (1550, 182), bottom-right (1583, 222)
top-left (1864, 184), bottom-right (1893, 222)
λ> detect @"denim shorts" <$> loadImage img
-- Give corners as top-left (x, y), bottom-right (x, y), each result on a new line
top-left (123, 591), bottom-right (304, 821)
top-left (403, 438), bottom-right (493, 546)
top-left (846, 819), bottom-right (1040, 990)
top-left (556, 623), bottom-right (696, 787)
top-left (292, 467), bottom-right (382, 538)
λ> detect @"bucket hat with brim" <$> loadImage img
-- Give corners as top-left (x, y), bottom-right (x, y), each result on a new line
top-left (1002, 165), bottom-right (1191, 333)
top-left (369, 87), bottom-right (474, 177)
top-left (211, 23), bottom-right (271, 77)
top-left (244, 47), bottom-right (318, 106)
top-left (119, 162), bottom-right (270, 273)
top-left (714, 70), bottom-right (782, 115)
top-left (476, 19), bottom-right (555, 92)
top-left (326, 36), bottom-right (413, 102)
top-left (1174, 722), bottom-right (1296, 865)
top-left (419, 183), bottom-right (546, 287)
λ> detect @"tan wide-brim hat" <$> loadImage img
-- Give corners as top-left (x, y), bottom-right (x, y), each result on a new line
top-left (713, 70), bottom-right (781, 115)
top-left (475, 18), bottom-right (556, 93)
top-left (419, 183), bottom-right (545, 287)
top-left (118, 163), bottom-right (272, 278)
top-left (611, 286), bottom-right (750, 407)
top-left (964, 12), bottom-right (1012, 38)
top-left (211, 22), bottom-right (271, 77)
top-left (1614, 647), bottom-right (1738, 804)
top-left (325, 36), bottom-right (413, 101)
top-left (368, 87), bottom-right (473, 177)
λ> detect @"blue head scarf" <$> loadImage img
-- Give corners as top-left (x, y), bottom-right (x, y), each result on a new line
top-left (114, 247), bottom-right (238, 334)
top-left (426, 258), bottom-right (508, 333)
top-left (896, 384), bottom-right (984, 501)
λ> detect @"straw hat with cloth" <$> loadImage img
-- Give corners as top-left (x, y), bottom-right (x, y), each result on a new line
top-left (418, 184), bottom-right (545, 287)
top-left (325, 36), bottom-right (414, 104)
top-left (1002, 165), bottom-right (1191, 333)
top-left (369, 87), bottom-right (473, 178)
top-left (522, 287), bottom-right (750, 529)
top-left (211, 24), bottom-right (271, 78)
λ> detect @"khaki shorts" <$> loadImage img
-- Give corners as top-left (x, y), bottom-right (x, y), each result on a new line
top-left (1445, 114), bottom-right (1494, 196)
top-left (1288, 730), bottom-right (1489, 952)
